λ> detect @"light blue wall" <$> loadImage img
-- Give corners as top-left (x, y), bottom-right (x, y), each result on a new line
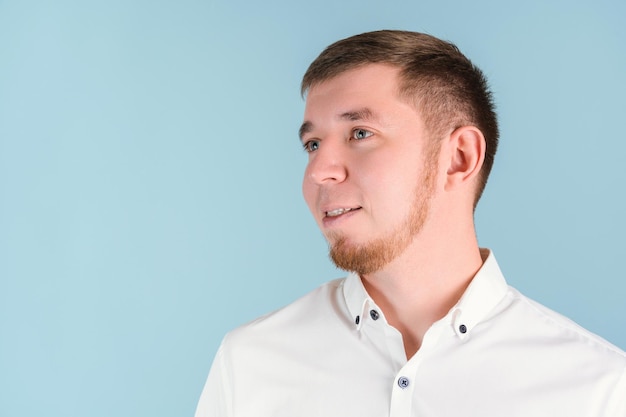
top-left (1, 0), bottom-right (624, 416)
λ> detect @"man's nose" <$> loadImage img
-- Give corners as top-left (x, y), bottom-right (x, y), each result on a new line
top-left (305, 141), bottom-right (348, 185)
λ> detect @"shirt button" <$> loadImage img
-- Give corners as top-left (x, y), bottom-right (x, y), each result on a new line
top-left (459, 324), bottom-right (467, 334)
top-left (355, 315), bottom-right (360, 325)
top-left (398, 376), bottom-right (410, 389)
top-left (369, 310), bottom-right (379, 320)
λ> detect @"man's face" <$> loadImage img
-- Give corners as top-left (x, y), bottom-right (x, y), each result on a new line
top-left (300, 64), bottom-right (439, 275)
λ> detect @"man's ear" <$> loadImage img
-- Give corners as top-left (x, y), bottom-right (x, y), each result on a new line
top-left (444, 126), bottom-right (486, 191)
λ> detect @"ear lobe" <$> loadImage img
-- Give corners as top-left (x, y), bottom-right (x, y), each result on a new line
top-left (444, 126), bottom-right (486, 191)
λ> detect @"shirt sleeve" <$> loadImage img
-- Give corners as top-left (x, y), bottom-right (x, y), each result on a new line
top-left (194, 340), bottom-right (232, 417)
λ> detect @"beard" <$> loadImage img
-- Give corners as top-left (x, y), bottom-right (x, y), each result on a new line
top-left (327, 155), bottom-right (437, 276)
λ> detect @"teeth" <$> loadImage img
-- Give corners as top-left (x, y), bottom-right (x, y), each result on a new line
top-left (326, 208), bottom-right (355, 217)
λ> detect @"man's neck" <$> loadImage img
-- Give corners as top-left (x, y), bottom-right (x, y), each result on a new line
top-left (360, 228), bottom-right (483, 359)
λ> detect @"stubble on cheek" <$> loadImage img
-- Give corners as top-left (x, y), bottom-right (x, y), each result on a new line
top-left (325, 154), bottom-right (438, 276)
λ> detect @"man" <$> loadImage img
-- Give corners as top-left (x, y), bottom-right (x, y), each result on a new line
top-left (196, 30), bottom-right (626, 416)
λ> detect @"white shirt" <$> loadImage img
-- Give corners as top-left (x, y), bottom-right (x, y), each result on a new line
top-left (196, 250), bottom-right (626, 416)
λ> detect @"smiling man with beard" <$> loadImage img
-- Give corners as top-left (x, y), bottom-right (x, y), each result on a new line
top-left (195, 31), bottom-right (626, 417)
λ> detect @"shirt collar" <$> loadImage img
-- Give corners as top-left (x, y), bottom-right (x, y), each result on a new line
top-left (342, 248), bottom-right (509, 338)
top-left (449, 248), bottom-right (509, 341)
top-left (343, 270), bottom-right (374, 331)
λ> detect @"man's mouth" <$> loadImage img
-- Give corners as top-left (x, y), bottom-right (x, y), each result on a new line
top-left (325, 207), bottom-right (360, 217)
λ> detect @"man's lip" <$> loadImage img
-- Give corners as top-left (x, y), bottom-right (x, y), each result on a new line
top-left (323, 207), bottom-right (362, 218)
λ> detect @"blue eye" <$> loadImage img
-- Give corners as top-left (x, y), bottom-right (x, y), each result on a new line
top-left (352, 129), bottom-right (373, 140)
top-left (303, 140), bottom-right (320, 153)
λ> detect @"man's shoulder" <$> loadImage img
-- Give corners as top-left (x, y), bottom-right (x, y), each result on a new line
top-left (222, 277), bottom-right (350, 348)
top-left (504, 287), bottom-right (626, 363)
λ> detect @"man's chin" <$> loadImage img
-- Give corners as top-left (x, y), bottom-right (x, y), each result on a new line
top-left (328, 237), bottom-right (388, 275)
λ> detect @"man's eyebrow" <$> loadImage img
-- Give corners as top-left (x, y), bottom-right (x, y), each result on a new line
top-left (299, 121), bottom-right (312, 142)
top-left (298, 108), bottom-right (378, 141)
top-left (339, 107), bottom-right (377, 122)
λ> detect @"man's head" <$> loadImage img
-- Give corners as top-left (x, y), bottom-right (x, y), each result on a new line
top-left (300, 31), bottom-right (498, 275)
top-left (301, 30), bottom-right (498, 204)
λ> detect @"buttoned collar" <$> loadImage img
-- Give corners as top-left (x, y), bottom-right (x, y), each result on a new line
top-left (342, 248), bottom-right (509, 339)
top-left (343, 268), bottom-right (377, 331)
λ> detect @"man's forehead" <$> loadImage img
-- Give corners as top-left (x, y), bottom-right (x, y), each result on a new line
top-left (298, 65), bottom-right (419, 140)
top-left (302, 64), bottom-right (406, 113)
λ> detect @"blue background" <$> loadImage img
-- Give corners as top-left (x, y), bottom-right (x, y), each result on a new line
top-left (1, 0), bottom-right (624, 416)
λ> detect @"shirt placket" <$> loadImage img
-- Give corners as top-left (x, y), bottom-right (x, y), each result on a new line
top-left (389, 320), bottom-right (446, 417)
